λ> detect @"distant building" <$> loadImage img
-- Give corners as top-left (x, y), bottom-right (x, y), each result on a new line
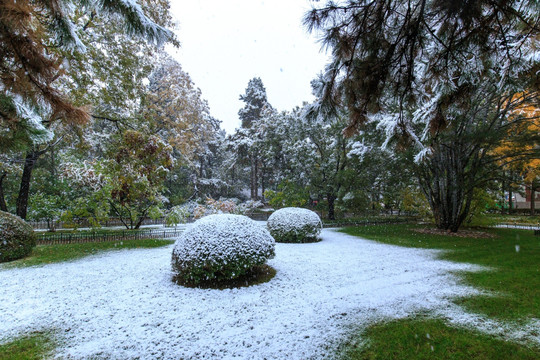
top-left (514, 185), bottom-right (540, 210)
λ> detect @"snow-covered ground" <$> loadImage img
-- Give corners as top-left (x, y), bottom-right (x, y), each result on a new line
top-left (0, 229), bottom-right (529, 359)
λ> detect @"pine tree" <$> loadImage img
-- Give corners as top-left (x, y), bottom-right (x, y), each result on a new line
top-left (0, 0), bottom-right (175, 150)
top-left (238, 78), bottom-right (269, 129)
top-left (237, 77), bottom-right (271, 199)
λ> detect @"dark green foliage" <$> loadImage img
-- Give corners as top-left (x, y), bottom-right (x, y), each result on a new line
top-left (269, 225), bottom-right (322, 243)
top-left (172, 254), bottom-right (269, 287)
top-left (0, 211), bottom-right (35, 263)
top-left (342, 317), bottom-right (540, 360)
top-left (172, 264), bottom-right (276, 289)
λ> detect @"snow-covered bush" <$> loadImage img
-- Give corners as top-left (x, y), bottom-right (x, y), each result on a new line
top-left (267, 207), bottom-right (322, 243)
top-left (193, 198), bottom-right (237, 219)
top-left (189, 198), bottom-right (265, 220)
top-left (0, 211), bottom-right (36, 263)
top-left (237, 199), bottom-right (264, 214)
top-left (171, 214), bottom-right (275, 285)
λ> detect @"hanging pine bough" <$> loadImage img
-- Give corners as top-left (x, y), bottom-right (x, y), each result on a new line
top-left (305, 0), bottom-right (540, 231)
top-left (0, 0), bottom-right (176, 150)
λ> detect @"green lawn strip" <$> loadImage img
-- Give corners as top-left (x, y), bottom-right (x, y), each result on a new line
top-left (341, 317), bottom-right (540, 360)
top-left (1, 239), bottom-right (174, 269)
top-left (0, 331), bottom-right (57, 360)
top-left (340, 224), bottom-right (540, 322)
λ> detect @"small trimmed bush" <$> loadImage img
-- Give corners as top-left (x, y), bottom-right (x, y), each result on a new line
top-left (0, 211), bottom-right (36, 263)
top-left (171, 214), bottom-right (275, 286)
top-left (267, 207), bottom-right (322, 243)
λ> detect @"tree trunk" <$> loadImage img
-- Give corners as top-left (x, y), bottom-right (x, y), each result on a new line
top-left (418, 143), bottom-right (477, 232)
top-left (134, 217), bottom-right (144, 229)
top-left (531, 183), bottom-right (536, 216)
top-left (134, 208), bottom-right (150, 229)
top-left (501, 174), bottom-right (506, 215)
top-left (327, 194), bottom-right (336, 220)
top-left (261, 162), bottom-right (266, 202)
top-left (16, 150), bottom-right (41, 219)
top-left (0, 172), bottom-right (7, 212)
top-left (250, 153), bottom-right (258, 200)
top-left (508, 186), bottom-right (513, 215)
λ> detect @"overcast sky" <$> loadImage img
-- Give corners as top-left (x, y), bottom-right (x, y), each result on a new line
top-left (168, 0), bottom-right (330, 134)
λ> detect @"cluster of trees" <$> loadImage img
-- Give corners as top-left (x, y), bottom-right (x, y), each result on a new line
top-left (0, 0), bottom-right (222, 229)
top-left (222, 77), bottom-right (414, 220)
top-left (224, 0), bottom-right (540, 231)
top-left (301, 0), bottom-right (540, 231)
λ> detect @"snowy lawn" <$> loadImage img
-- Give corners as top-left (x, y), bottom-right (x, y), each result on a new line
top-left (1, 228), bottom-right (488, 359)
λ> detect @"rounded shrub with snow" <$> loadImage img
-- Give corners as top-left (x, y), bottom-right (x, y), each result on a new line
top-left (267, 207), bottom-right (322, 243)
top-left (0, 211), bottom-right (36, 263)
top-left (171, 214), bottom-right (275, 286)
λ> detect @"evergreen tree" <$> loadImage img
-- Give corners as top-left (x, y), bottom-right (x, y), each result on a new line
top-left (236, 77), bottom-right (272, 199)
top-left (238, 78), bottom-right (269, 129)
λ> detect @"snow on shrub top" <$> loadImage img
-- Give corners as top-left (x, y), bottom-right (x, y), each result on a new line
top-left (267, 207), bottom-right (322, 243)
top-left (172, 214), bottom-right (275, 283)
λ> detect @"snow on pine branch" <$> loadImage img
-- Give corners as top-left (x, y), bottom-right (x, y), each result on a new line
top-left (11, 94), bottom-right (54, 144)
top-left (87, 0), bottom-right (174, 46)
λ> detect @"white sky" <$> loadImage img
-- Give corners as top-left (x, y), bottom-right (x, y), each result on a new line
top-left (168, 0), bottom-right (330, 134)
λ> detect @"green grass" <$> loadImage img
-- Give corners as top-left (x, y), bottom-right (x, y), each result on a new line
top-left (0, 331), bottom-right (56, 360)
top-left (341, 224), bottom-right (540, 321)
top-left (1, 239), bottom-right (174, 269)
top-left (342, 317), bottom-right (540, 360)
top-left (339, 224), bottom-right (539, 360)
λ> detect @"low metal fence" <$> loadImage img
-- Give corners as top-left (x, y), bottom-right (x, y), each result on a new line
top-left (322, 217), bottom-right (415, 228)
top-left (35, 228), bottom-right (184, 245)
top-left (29, 217), bottom-right (168, 231)
top-left (493, 223), bottom-right (540, 231)
top-left (29, 212), bottom-right (271, 230)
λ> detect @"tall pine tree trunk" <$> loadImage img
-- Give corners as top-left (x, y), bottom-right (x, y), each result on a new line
top-left (250, 153), bottom-right (258, 200)
top-left (16, 150), bottom-right (41, 219)
top-left (261, 165), bottom-right (266, 202)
